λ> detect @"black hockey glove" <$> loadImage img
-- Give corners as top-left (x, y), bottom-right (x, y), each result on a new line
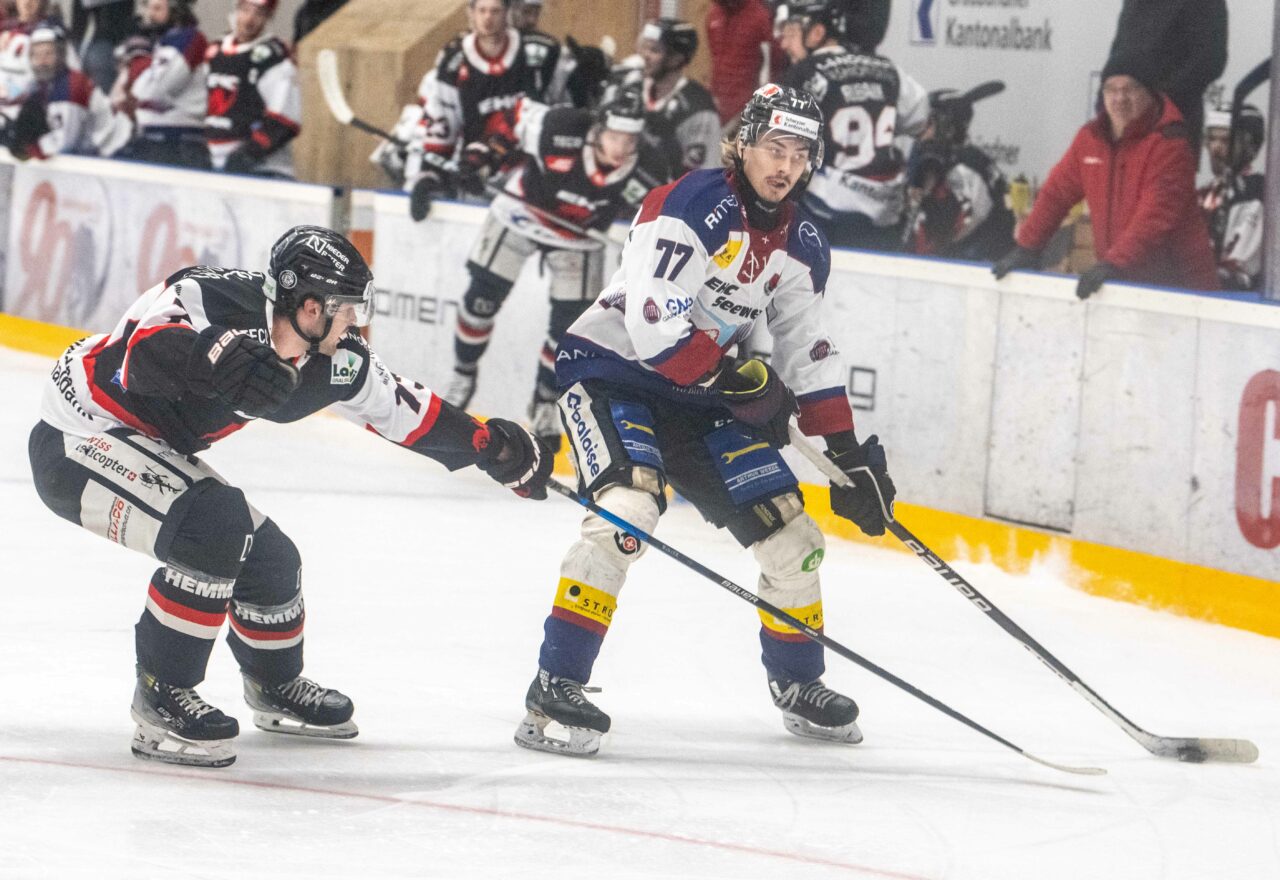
top-left (1075, 261), bottom-right (1115, 299)
top-left (457, 141), bottom-right (495, 196)
top-left (474, 417), bottom-right (552, 500)
top-left (714, 359), bottom-right (797, 449)
top-left (9, 92), bottom-right (50, 160)
top-left (223, 145), bottom-right (263, 174)
top-left (186, 326), bottom-right (300, 417)
top-left (992, 245), bottom-right (1039, 280)
top-left (826, 432), bottom-right (896, 537)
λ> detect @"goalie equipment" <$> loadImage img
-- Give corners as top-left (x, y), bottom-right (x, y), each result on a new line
top-left (130, 666), bottom-right (239, 768)
top-left (243, 674), bottom-right (358, 738)
top-left (514, 668), bottom-right (611, 757)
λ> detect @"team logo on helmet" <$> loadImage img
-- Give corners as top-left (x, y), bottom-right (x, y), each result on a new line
top-left (279, 269), bottom-right (297, 289)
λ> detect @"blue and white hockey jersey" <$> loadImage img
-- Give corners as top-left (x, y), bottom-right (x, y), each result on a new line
top-left (556, 168), bottom-right (854, 437)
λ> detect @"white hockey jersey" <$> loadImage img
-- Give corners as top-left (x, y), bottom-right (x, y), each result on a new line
top-left (556, 168), bottom-right (855, 438)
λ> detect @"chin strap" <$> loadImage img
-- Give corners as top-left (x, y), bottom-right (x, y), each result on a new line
top-left (285, 304), bottom-right (332, 356)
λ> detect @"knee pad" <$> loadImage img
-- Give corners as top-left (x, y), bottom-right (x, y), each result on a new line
top-left (234, 518), bottom-right (302, 607)
top-left (753, 512), bottom-right (825, 600)
top-left (159, 479), bottom-right (254, 580)
top-left (561, 483), bottom-right (661, 594)
top-left (461, 264), bottom-right (514, 321)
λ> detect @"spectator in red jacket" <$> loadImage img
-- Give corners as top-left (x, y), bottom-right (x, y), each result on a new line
top-left (993, 54), bottom-right (1218, 297)
top-left (706, 0), bottom-right (781, 126)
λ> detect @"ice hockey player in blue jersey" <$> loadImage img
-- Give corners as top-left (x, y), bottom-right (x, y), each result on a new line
top-left (513, 84), bottom-right (898, 758)
top-left (28, 225), bottom-right (552, 768)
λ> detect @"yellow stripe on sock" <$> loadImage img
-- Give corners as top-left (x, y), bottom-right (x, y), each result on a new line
top-left (552, 577), bottom-right (617, 629)
top-left (759, 599), bottom-right (824, 634)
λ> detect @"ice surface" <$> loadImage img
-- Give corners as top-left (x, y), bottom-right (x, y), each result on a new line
top-left (1, 346), bottom-right (1277, 879)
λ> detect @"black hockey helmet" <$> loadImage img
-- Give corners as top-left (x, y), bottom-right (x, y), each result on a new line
top-left (640, 18), bottom-right (698, 65)
top-left (1207, 102), bottom-right (1266, 147)
top-left (737, 83), bottom-right (825, 179)
top-left (267, 226), bottom-right (375, 351)
top-left (596, 81), bottom-right (645, 134)
top-left (928, 89), bottom-right (975, 144)
top-left (788, 0), bottom-right (846, 44)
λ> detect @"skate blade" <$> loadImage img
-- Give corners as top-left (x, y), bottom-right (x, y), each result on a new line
top-left (514, 711), bottom-right (602, 758)
top-left (251, 710), bottom-right (358, 739)
top-left (130, 712), bottom-right (236, 768)
top-left (782, 712), bottom-right (863, 744)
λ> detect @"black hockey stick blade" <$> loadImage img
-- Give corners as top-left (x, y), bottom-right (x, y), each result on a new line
top-left (961, 80), bottom-right (1005, 105)
top-left (547, 479), bottom-right (1106, 776)
top-left (1232, 59), bottom-right (1271, 111)
top-left (788, 427), bottom-right (1260, 766)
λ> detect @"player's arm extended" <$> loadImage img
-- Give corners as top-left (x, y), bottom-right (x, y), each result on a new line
top-left (329, 341), bottom-right (487, 471)
top-left (621, 212), bottom-right (720, 386)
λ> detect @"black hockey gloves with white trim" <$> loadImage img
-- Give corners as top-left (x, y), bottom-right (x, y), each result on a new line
top-left (475, 418), bottom-right (553, 500)
top-left (715, 359), bottom-right (798, 448)
top-left (826, 432), bottom-right (896, 537)
top-left (187, 326), bottom-right (300, 417)
top-left (992, 245), bottom-right (1039, 279)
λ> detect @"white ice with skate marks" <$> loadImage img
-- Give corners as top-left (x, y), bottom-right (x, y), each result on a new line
top-left (0, 345), bottom-right (1276, 879)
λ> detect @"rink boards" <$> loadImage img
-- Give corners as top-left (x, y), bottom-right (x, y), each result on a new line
top-left (0, 154), bottom-right (1276, 638)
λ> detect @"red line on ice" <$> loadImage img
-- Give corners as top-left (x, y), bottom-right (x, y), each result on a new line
top-left (0, 754), bottom-right (930, 879)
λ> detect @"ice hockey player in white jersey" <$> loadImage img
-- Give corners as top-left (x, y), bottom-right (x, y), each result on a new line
top-left (513, 84), bottom-right (897, 758)
top-left (28, 226), bottom-right (552, 768)
top-left (781, 0), bottom-right (929, 250)
top-left (440, 84), bottom-right (656, 450)
top-left (0, 25), bottom-right (131, 159)
top-left (1199, 103), bottom-right (1265, 291)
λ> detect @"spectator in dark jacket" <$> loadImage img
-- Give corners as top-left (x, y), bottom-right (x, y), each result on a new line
top-left (993, 54), bottom-right (1218, 296)
top-left (1103, 0), bottom-right (1226, 149)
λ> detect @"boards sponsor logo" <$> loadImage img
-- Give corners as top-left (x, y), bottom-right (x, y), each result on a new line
top-left (914, 0), bottom-right (1052, 52)
top-left (911, 0), bottom-right (938, 44)
top-left (1236, 370), bottom-right (1280, 549)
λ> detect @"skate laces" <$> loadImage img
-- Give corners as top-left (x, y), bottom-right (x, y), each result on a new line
top-left (170, 686), bottom-right (217, 719)
top-left (772, 679), bottom-right (836, 711)
top-left (549, 676), bottom-right (601, 706)
top-left (275, 676), bottom-right (327, 708)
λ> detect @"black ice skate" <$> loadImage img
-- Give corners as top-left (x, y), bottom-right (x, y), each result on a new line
top-left (130, 667), bottom-right (239, 768)
top-left (243, 674), bottom-right (358, 739)
top-left (769, 676), bottom-right (863, 744)
top-left (443, 368), bottom-right (477, 410)
top-left (514, 668), bottom-right (610, 757)
top-left (527, 398), bottom-right (563, 454)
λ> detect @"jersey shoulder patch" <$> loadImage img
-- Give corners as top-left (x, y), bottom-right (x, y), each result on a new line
top-left (638, 168), bottom-right (738, 253)
top-left (788, 209), bottom-right (831, 293)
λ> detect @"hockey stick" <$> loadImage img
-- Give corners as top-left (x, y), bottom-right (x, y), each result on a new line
top-left (316, 49), bottom-right (406, 144)
top-left (788, 426), bottom-right (1260, 764)
top-left (483, 181), bottom-right (615, 247)
top-left (546, 478), bottom-right (1105, 776)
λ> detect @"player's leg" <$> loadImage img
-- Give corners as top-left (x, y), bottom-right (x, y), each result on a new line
top-left (28, 423), bottom-right (250, 766)
top-left (445, 213), bottom-right (537, 409)
top-left (530, 247), bottom-right (604, 451)
top-left (665, 420), bottom-right (861, 744)
top-left (515, 382), bottom-right (666, 757)
top-left (228, 519), bottom-right (357, 738)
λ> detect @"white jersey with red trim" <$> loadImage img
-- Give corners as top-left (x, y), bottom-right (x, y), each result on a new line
top-left (129, 25), bottom-right (209, 131)
top-left (555, 168), bottom-right (854, 438)
top-left (39, 267), bottom-right (486, 469)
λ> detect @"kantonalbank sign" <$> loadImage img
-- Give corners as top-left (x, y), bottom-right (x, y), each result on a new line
top-left (912, 0), bottom-right (1053, 51)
